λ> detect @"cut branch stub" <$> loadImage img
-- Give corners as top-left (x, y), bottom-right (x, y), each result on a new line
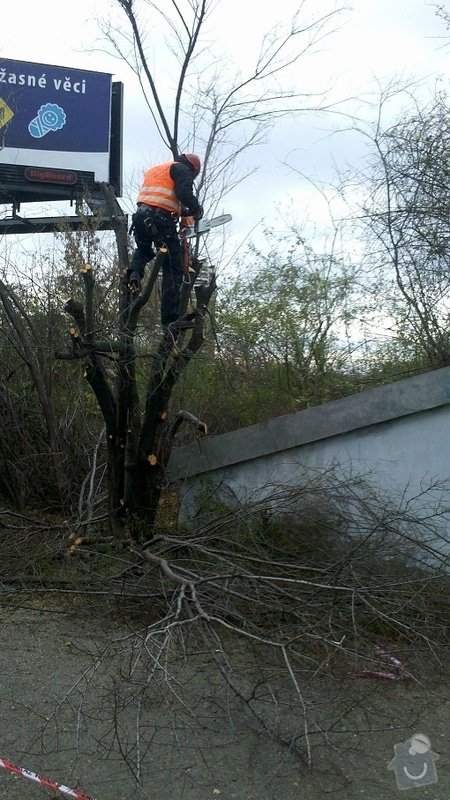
top-left (64, 298), bottom-right (86, 335)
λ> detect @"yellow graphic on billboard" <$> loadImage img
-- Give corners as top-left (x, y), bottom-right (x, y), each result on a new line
top-left (0, 99), bottom-right (14, 130)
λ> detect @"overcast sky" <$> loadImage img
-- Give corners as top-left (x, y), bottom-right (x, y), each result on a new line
top-left (2, 0), bottom-right (449, 256)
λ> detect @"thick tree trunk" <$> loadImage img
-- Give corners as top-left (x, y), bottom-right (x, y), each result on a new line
top-left (59, 187), bottom-right (213, 541)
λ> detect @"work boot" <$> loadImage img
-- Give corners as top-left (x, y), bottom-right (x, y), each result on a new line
top-left (127, 271), bottom-right (142, 292)
top-left (164, 311), bottom-right (200, 332)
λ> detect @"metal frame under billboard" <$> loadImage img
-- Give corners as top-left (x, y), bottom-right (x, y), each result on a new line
top-left (0, 58), bottom-right (123, 207)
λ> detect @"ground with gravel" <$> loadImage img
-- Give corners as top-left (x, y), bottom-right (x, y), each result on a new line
top-left (0, 594), bottom-right (448, 800)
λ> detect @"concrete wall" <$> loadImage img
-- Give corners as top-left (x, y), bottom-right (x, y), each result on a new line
top-left (168, 367), bottom-right (450, 565)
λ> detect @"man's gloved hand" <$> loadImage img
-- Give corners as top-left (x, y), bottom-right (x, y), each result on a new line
top-left (194, 204), bottom-right (204, 221)
top-left (181, 215), bottom-right (195, 229)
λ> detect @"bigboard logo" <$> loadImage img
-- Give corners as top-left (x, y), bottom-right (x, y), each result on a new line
top-left (24, 167), bottom-right (77, 185)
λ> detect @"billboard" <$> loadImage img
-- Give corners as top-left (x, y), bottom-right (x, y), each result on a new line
top-left (0, 58), bottom-right (123, 204)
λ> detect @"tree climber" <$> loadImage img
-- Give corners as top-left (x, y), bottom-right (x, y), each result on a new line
top-left (127, 153), bottom-right (203, 327)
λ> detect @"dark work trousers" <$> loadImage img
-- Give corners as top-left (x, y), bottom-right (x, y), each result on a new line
top-left (128, 205), bottom-right (183, 326)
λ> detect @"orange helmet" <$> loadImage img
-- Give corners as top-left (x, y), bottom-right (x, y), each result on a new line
top-left (182, 153), bottom-right (201, 176)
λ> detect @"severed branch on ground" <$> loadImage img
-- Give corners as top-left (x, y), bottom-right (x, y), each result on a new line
top-left (38, 468), bottom-right (448, 779)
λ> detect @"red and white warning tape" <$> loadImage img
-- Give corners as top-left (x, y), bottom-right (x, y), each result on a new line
top-left (0, 756), bottom-right (96, 799)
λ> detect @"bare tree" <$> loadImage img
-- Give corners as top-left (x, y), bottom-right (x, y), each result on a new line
top-left (99, 0), bottom-right (345, 196)
top-left (56, 0), bottom-right (345, 540)
top-left (0, 244), bottom-right (114, 514)
top-left (343, 86), bottom-right (450, 369)
top-left (0, 276), bottom-right (68, 507)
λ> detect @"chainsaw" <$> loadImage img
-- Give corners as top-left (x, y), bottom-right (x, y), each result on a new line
top-left (179, 213), bottom-right (231, 281)
top-left (179, 213), bottom-right (232, 238)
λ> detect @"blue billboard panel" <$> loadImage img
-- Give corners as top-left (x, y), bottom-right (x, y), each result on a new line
top-left (0, 59), bottom-right (112, 182)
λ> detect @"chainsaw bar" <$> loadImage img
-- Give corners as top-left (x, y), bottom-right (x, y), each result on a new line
top-left (181, 213), bottom-right (232, 238)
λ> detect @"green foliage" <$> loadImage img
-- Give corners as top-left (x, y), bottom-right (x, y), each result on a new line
top-left (174, 230), bottom-right (368, 432)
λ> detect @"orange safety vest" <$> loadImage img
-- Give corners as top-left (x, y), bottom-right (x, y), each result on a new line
top-left (136, 162), bottom-right (181, 215)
